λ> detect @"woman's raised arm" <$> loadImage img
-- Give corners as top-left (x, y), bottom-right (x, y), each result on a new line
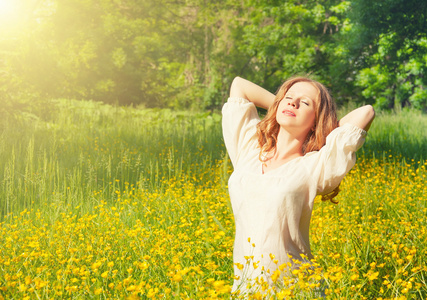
top-left (229, 77), bottom-right (276, 109)
top-left (339, 105), bottom-right (375, 132)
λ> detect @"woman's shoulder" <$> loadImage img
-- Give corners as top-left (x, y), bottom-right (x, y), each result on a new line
top-left (222, 97), bottom-right (256, 114)
top-left (301, 123), bottom-right (367, 164)
top-left (332, 123), bottom-right (367, 137)
top-left (222, 97), bottom-right (261, 168)
top-left (224, 97), bottom-right (252, 105)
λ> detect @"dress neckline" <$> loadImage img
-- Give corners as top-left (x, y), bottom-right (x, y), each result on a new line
top-left (260, 155), bottom-right (304, 175)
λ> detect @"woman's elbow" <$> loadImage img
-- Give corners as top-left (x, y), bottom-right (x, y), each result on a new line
top-left (230, 77), bottom-right (246, 98)
top-left (364, 105), bottom-right (375, 119)
top-left (362, 105), bottom-right (375, 131)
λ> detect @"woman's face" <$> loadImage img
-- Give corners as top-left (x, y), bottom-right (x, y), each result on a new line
top-left (276, 81), bottom-right (318, 138)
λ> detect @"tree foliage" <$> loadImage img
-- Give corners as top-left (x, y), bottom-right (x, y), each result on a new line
top-left (235, 0), bottom-right (352, 101)
top-left (0, 0), bottom-right (426, 110)
top-left (350, 0), bottom-right (427, 109)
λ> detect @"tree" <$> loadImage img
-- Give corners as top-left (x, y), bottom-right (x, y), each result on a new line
top-left (231, 0), bottom-right (352, 103)
top-left (350, 0), bottom-right (427, 109)
top-left (1, 0), bottom-right (426, 111)
top-left (1, 0), bottom-right (196, 107)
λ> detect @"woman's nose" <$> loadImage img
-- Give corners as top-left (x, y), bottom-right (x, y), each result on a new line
top-left (288, 100), bottom-right (298, 108)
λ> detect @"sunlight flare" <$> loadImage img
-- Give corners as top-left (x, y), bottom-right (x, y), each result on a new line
top-left (0, 0), bottom-right (25, 29)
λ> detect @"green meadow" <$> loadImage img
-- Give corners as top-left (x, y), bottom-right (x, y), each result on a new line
top-left (0, 100), bottom-right (426, 299)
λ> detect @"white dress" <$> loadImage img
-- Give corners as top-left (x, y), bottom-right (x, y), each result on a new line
top-left (222, 97), bottom-right (367, 293)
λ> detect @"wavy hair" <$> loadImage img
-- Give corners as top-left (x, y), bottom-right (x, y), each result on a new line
top-left (256, 77), bottom-right (340, 203)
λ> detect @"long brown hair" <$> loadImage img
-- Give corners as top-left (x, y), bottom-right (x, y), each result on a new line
top-left (256, 77), bottom-right (340, 203)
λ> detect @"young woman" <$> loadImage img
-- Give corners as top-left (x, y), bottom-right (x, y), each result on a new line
top-left (222, 76), bottom-right (375, 295)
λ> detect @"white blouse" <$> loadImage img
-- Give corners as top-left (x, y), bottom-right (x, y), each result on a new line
top-left (222, 97), bottom-right (367, 293)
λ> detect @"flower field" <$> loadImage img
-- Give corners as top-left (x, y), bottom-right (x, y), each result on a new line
top-left (0, 100), bottom-right (426, 299)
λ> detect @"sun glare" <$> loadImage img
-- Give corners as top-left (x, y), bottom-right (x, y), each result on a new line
top-left (0, 0), bottom-right (25, 29)
top-left (0, 0), bottom-right (17, 15)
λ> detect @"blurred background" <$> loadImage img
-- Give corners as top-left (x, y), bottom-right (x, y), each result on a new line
top-left (0, 0), bottom-right (426, 111)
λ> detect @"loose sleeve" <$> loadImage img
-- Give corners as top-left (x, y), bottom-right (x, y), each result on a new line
top-left (222, 97), bottom-right (260, 167)
top-left (311, 123), bottom-right (367, 195)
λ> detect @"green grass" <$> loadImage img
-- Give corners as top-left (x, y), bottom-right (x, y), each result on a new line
top-left (0, 99), bottom-right (224, 218)
top-left (362, 109), bottom-right (427, 162)
top-left (1, 101), bottom-right (425, 218)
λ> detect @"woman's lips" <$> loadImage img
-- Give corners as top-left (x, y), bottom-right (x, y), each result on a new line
top-left (282, 109), bottom-right (296, 116)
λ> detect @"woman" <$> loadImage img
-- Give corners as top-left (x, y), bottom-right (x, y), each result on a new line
top-left (222, 76), bottom-right (375, 296)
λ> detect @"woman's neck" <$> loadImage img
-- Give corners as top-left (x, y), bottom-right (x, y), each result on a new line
top-left (262, 128), bottom-right (306, 173)
top-left (273, 127), bottom-right (306, 160)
